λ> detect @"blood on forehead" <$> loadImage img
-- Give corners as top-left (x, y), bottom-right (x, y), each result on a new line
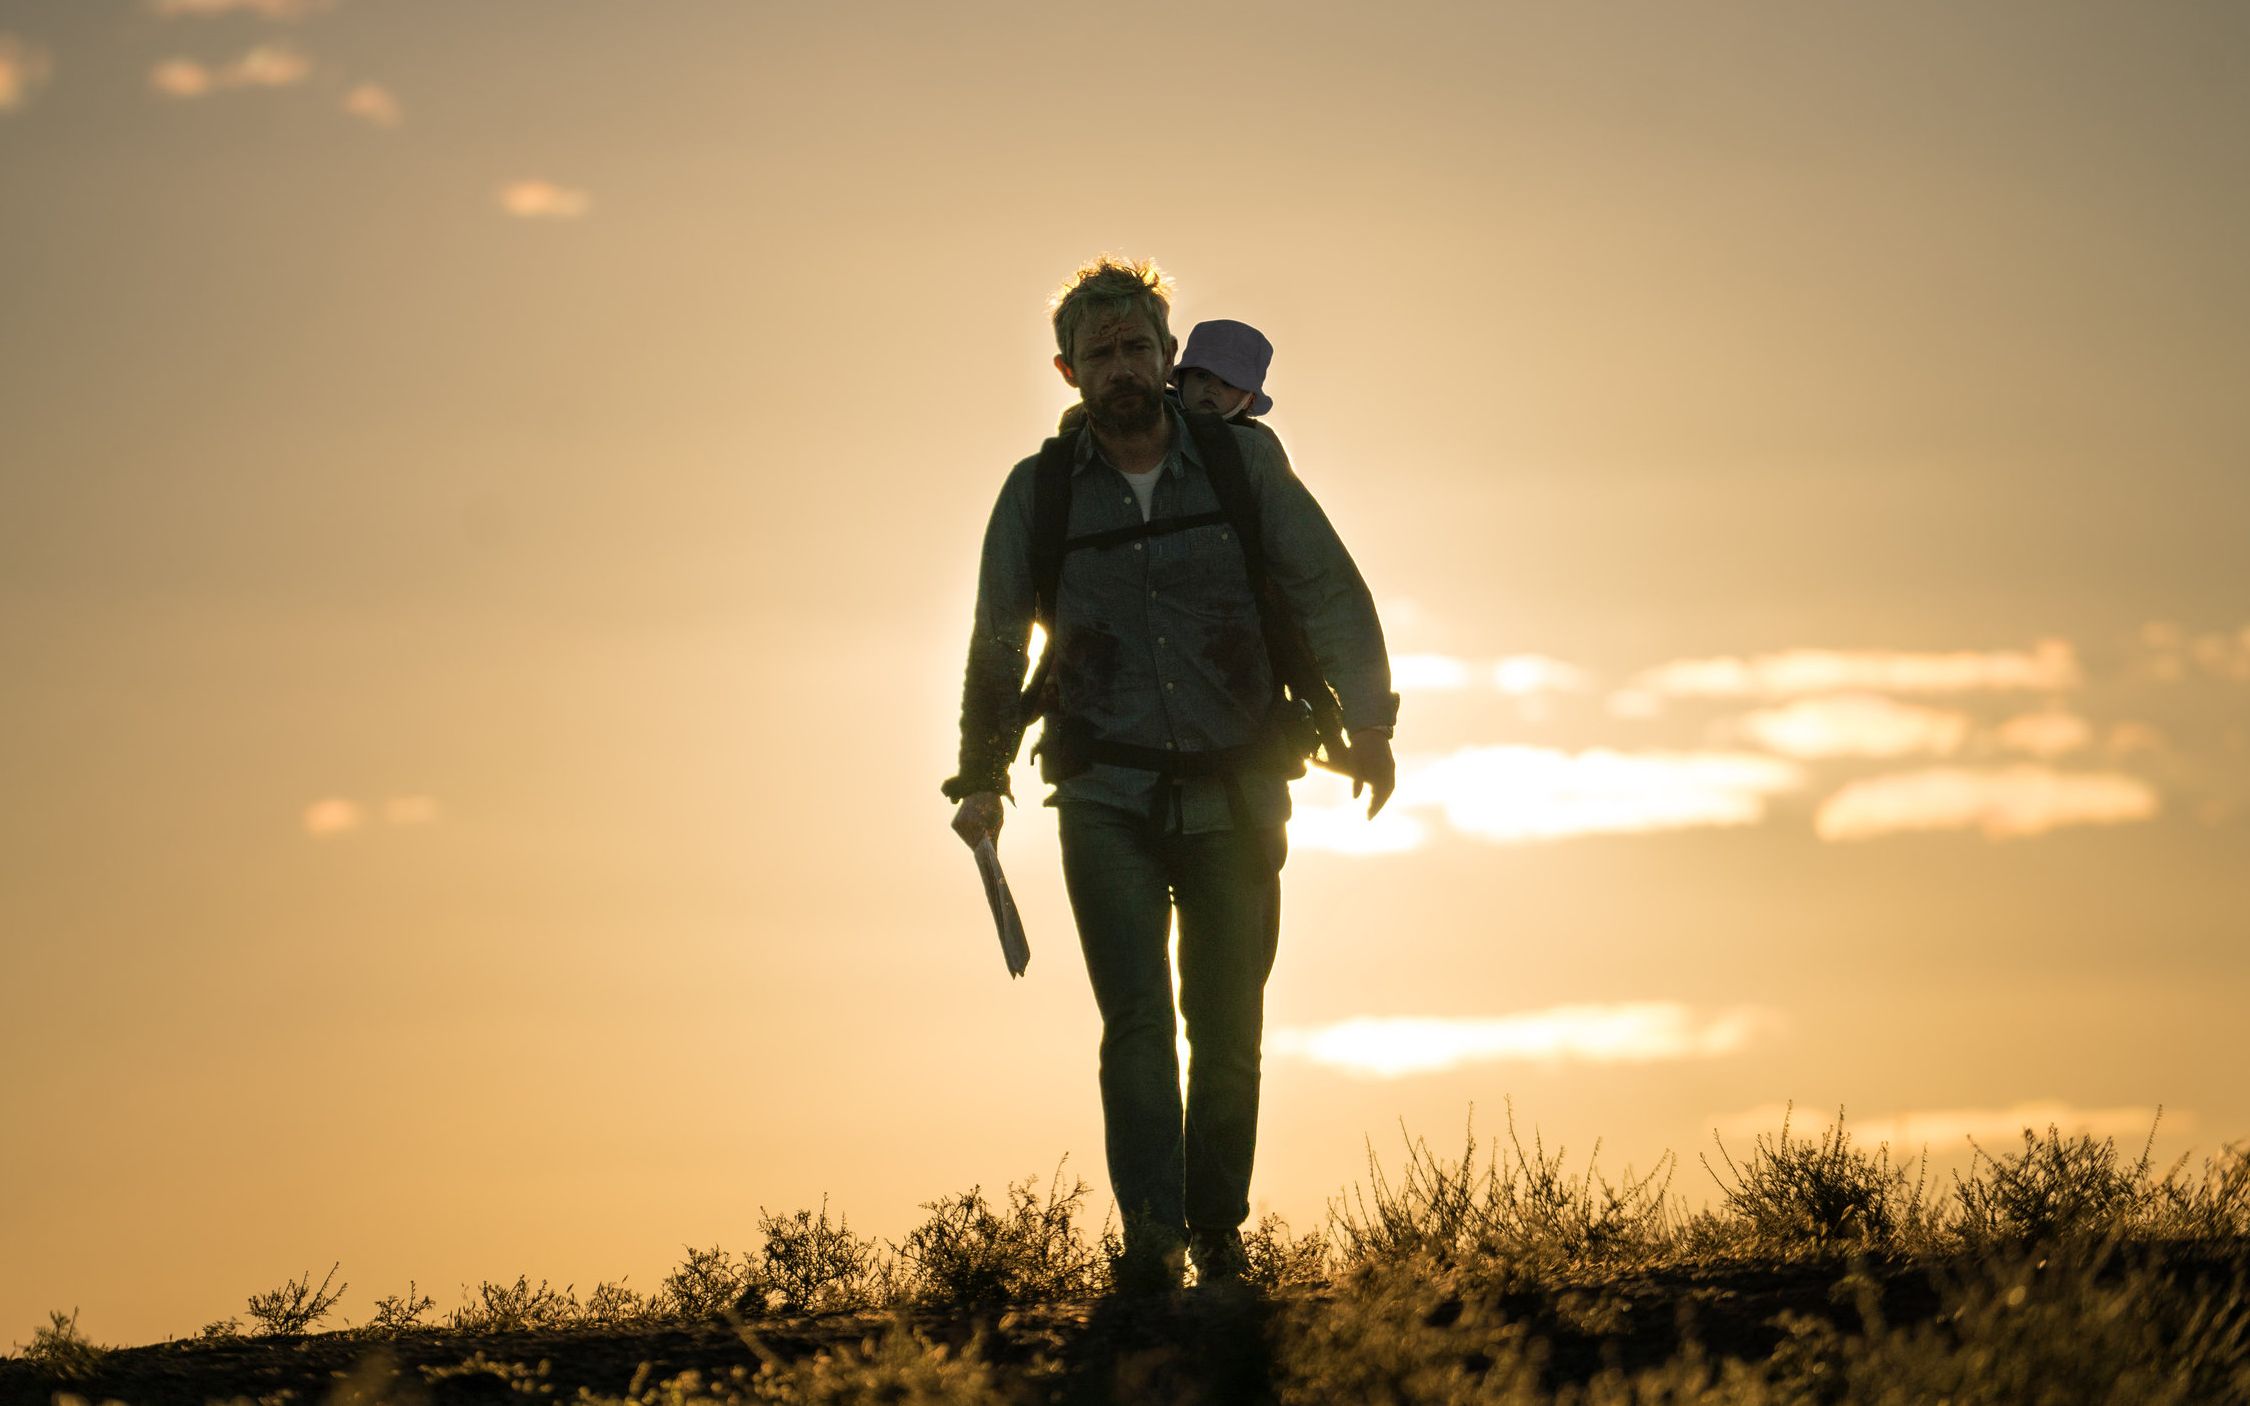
top-left (1072, 307), bottom-right (1168, 360)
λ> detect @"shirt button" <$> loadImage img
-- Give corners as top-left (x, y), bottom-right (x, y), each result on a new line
top-left (1164, 681), bottom-right (1176, 691)
top-left (1157, 636), bottom-right (1167, 646)
top-left (1121, 496), bottom-right (1132, 505)
top-left (1133, 542), bottom-right (1144, 552)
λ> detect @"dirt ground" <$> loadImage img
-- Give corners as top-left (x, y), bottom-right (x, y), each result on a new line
top-left (0, 1257), bottom-right (1982, 1406)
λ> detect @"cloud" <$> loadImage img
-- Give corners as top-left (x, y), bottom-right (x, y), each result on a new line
top-left (2131, 619), bottom-right (2250, 681)
top-left (1391, 653), bottom-right (1590, 695)
top-left (1271, 1003), bottom-right (1779, 1079)
top-left (1285, 797), bottom-right (1428, 855)
top-left (498, 180), bottom-right (592, 219)
top-left (382, 795), bottom-right (439, 825)
top-left (302, 797), bottom-right (363, 837)
top-left (342, 81), bottom-right (399, 126)
top-left (2141, 620), bottom-right (2187, 652)
top-left (1993, 707), bottom-right (2093, 760)
top-left (1606, 689), bottom-right (1665, 720)
top-left (1633, 639), bottom-right (2081, 698)
top-left (149, 59), bottom-right (212, 96)
top-left (1730, 693), bottom-right (1972, 759)
top-left (1289, 747), bottom-right (1805, 855)
top-left (1493, 655), bottom-right (1591, 695)
top-left (150, 0), bottom-right (329, 17)
top-left (2104, 721), bottom-right (2166, 757)
top-left (150, 43), bottom-right (310, 96)
top-left (2189, 627), bottom-right (2250, 683)
top-left (0, 34), bottom-right (53, 111)
top-left (1392, 653), bottom-right (1470, 691)
top-left (1713, 1101), bottom-right (2183, 1151)
top-left (1814, 765), bottom-right (2159, 841)
top-left (1418, 746), bottom-right (1803, 845)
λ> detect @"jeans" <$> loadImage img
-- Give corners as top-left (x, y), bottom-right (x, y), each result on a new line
top-left (1057, 798), bottom-right (1286, 1249)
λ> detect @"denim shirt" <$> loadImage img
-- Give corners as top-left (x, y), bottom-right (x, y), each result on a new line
top-left (954, 407), bottom-right (1397, 832)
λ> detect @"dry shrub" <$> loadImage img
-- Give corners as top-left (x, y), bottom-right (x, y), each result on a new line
top-left (2148, 1141), bottom-right (2250, 1242)
top-left (581, 1279), bottom-right (658, 1327)
top-left (1243, 1212), bottom-right (1332, 1294)
top-left (1955, 1117), bottom-right (2171, 1248)
top-left (662, 1245), bottom-right (755, 1320)
top-left (896, 1164), bottom-right (1108, 1307)
top-left (244, 1262), bottom-right (348, 1336)
top-left (366, 1282), bottom-right (435, 1335)
top-left (746, 1201), bottom-right (885, 1316)
top-left (1331, 1104), bottom-right (1673, 1275)
top-left (447, 1275), bottom-right (579, 1332)
top-left (13, 1309), bottom-right (105, 1380)
top-left (1703, 1105), bottom-right (1932, 1253)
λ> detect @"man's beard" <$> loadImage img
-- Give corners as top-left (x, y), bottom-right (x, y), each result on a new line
top-left (1087, 379), bottom-right (1162, 434)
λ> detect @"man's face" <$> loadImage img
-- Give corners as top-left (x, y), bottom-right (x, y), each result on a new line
top-left (1058, 310), bottom-right (1173, 434)
top-left (1177, 366), bottom-right (1252, 418)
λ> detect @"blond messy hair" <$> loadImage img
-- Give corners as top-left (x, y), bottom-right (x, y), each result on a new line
top-left (1049, 255), bottom-right (1175, 368)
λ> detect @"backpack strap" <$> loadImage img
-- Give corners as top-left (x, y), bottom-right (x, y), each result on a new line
top-left (1023, 413), bottom-right (1349, 786)
top-left (1182, 412), bottom-right (1354, 773)
top-left (1182, 411), bottom-right (1264, 583)
top-left (1062, 511), bottom-right (1228, 554)
top-left (1028, 430), bottom-right (1078, 630)
top-left (1013, 430), bottom-right (1079, 741)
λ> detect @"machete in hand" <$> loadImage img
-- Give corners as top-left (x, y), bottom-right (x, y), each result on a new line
top-left (972, 835), bottom-right (1031, 978)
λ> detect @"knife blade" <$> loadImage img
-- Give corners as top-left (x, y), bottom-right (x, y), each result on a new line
top-left (972, 835), bottom-right (1031, 978)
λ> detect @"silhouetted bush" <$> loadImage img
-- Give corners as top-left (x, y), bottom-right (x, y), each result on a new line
top-left (578, 1279), bottom-right (657, 1327)
top-left (12, 1309), bottom-right (104, 1379)
top-left (1955, 1118), bottom-right (2168, 1248)
top-left (2148, 1141), bottom-right (2250, 1242)
top-left (366, 1282), bottom-right (436, 1335)
top-left (1703, 1105), bottom-right (1931, 1252)
top-left (896, 1165), bottom-right (1108, 1307)
top-left (244, 1262), bottom-right (347, 1336)
top-left (1331, 1103), bottom-right (1673, 1274)
top-left (660, 1245), bottom-right (754, 1320)
top-left (744, 1201), bottom-right (886, 1316)
top-left (1241, 1212), bottom-right (1331, 1294)
top-left (447, 1275), bottom-right (579, 1332)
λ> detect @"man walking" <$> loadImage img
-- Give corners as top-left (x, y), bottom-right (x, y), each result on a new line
top-left (945, 257), bottom-right (1397, 1292)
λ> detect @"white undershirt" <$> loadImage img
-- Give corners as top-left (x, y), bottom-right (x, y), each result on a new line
top-left (1120, 466), bottom-right (1161, 522)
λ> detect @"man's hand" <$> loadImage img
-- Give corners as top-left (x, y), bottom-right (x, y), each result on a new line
top-left (951, 791), bottom-right (1006, 849)
top-left (1349, 732), bottom-right (1396, 818)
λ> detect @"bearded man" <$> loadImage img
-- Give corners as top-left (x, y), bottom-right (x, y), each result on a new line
top-left (945, 257), bottom-right (1396, 1293)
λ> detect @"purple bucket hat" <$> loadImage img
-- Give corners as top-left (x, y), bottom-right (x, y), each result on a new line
top-left (1177, 319), bottom-right (1275, 417)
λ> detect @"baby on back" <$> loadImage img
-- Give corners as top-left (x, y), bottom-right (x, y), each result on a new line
top-left (1057, 317), bottom-right (1280, 453)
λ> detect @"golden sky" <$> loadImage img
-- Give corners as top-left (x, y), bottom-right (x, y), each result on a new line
top-left (3, 0), bottom-right (2246, 1346)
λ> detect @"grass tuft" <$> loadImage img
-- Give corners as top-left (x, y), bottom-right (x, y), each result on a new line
top-left (1331, 1101), bottom-right (1673, 1275)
